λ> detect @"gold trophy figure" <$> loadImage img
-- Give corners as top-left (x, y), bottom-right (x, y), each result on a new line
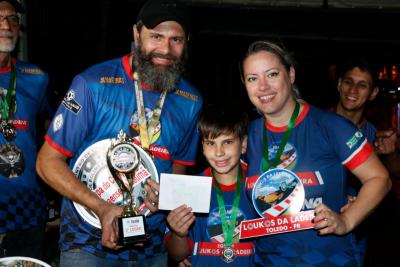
top-left (107, 130), bottom-right (147, 245)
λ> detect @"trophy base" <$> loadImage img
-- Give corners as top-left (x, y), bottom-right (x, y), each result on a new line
top-left (117, 214), bottom-right (148, 246)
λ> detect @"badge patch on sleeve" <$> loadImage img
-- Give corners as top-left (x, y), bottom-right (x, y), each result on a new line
top-left (62, 90), bottom-right (82, 114)
top-left (346, 131), bottom-right (363, 149)
top-left (53, 114), bottom-right (64, 132)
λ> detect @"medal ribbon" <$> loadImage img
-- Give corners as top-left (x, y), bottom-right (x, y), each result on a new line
top-left (262, 102), bottom-right (300, 172)
top-left (0, 63), bottom-right (16, 120)
top-left (133, 72), bottom-right (167, 150)
top-left (213, 167), bottom-right (243, 247)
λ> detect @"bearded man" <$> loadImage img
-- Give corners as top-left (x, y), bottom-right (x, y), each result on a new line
top-left (36, 0), bottom-right (202, 266)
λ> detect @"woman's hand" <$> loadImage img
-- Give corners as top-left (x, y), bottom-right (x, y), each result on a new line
top-left (313, 203), bottom-right (351, 235)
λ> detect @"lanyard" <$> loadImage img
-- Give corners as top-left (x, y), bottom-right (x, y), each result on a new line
top-left (133, 72), bottom-right (167, 150)
top-left (262, 102), bottom-right (300, 172)
top-left (213, 167), bottom-right (243, 247)
top-left (0, 63), bottom-right (16, 120)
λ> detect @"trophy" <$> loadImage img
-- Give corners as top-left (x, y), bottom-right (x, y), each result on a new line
top-left (71, 130), bottom-right (158, 241)
top-left (106, 130), bottom-right (148, 245)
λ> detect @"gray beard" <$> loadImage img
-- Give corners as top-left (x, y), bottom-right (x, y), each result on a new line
top-left (0, 34), bottom-right (17, 53)
top-left (133, 44), bottom-right (186, 93)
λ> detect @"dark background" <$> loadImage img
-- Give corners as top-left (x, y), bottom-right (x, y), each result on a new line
top-left (24, 0), bottom-right (400, 116)
top-left (20, 1), bottom-right (400, 266)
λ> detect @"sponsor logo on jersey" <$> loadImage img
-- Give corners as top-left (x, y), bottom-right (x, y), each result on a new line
top-left (11, 119), bottom-right (28, 130)
top-left (194, 242), bottom-right (254, 257)
top-left (296, 171), bottom-right (324, 186)
top-left (20, 68), bottom-right (44, 75)
top-left (53, 114), bottom-right (63, 132)
top-left (99, 76), bottom-right (125, 84)
top-left (175, 89), bottom-right (199, 102)
top-left (346, 131), bottom-right (363, 149)
top-left (62, 90), bottom-right (81, 114)
top-left (302, 197), bottom-right (323, 209)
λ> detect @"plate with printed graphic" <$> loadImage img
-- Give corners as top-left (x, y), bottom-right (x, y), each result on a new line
top-left (252, 169), bottom-right (304, 218)
top-left (72, 138), bottom-right (158, 228)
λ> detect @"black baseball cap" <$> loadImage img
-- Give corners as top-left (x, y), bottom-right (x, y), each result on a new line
top-left (1, 0), bottom-right (25, 13)
top-left (137, 0), bottom-right (190, 35)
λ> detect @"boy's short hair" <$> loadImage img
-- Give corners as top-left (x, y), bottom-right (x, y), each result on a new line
top-left (198, 104), bottom-right (248, 140)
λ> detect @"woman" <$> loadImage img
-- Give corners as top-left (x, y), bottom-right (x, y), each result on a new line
top-left (241, 41), bottom-right (391, 266)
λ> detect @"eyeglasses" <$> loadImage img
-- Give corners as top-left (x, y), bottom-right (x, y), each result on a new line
top-left (0, 15), bottom-right (20, 27)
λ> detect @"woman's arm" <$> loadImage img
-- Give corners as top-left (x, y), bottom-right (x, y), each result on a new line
top-left (314, 152), bottom-right (391, 235)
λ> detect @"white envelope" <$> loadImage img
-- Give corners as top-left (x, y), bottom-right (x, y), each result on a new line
top-left (158, 173), bottom-right (212, 213)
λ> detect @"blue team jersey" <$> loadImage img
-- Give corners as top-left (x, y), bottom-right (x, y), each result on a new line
top-left (46, 55), bottom-right (202, 261)
top-left (0, 60), bottom-right (49, 233)
top-left (166, 163), bottom-right (257, 266)
top-left (246, 104), bottom-right (374, 267)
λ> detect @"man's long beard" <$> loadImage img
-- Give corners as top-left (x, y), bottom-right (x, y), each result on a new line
top-left (133, 42), bottom-right (187, 92)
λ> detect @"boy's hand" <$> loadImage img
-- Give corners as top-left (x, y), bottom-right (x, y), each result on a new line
top-left (167, 205), bottom-right (195, 237)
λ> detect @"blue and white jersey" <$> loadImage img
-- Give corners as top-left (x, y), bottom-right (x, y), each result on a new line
top-left (46, 55), bottom-right (202, 261)
top-left (246, 104), bottom-right (374, 267)
top-left (0, 59), bottom-right (49, 233)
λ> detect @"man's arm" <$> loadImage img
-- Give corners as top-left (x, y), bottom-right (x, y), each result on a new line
top-left (36, 142), bottom-right (123, 249)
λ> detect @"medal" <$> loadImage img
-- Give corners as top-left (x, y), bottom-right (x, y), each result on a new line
top-left (132, 66), bottom-right (167, 155)
top-left (221, 245), bottom-right (236, 263)
top-left (213, 167), bottom-right (243, 263)
top-left (0, 143), bottom-right (25, 178)
top-left (1, 120), bottom-right (16, 141)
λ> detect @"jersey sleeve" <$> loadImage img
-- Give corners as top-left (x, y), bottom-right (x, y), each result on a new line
top-left (324, 115), bottom-right (374, 171)
top-left (45, 75), bottom-right (95, 157)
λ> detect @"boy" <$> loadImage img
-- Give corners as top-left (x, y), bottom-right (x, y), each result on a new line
top-left (165, 105), bottom-right (257, 266)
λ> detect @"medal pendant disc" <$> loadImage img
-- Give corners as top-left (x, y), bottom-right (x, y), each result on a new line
top-left (0, 143), bottom-right (24, 178)
top-left (221, 246), bottom-right (235, 263)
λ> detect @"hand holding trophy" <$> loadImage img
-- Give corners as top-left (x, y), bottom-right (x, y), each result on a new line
top-left (107, 130), bottom-right (147, 245)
